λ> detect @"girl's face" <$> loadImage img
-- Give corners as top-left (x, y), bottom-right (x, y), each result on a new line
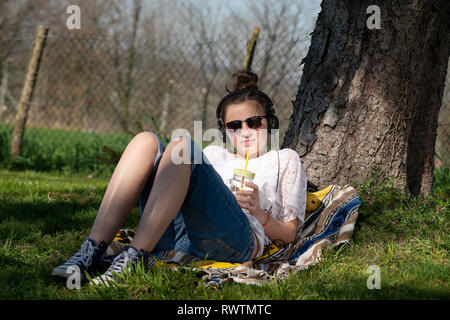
top-left (223, 101), bottom-right (269, 159)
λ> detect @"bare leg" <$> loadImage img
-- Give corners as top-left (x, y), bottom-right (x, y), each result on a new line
top-left (88, 132), bottom-right (159, 245)
top-left (131, 137), bottom-right (190, 252)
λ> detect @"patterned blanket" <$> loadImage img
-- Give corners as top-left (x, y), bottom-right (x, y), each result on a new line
top-left (107, 184), bottom-right (361, 286)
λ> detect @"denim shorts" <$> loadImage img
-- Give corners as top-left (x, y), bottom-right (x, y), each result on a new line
top-left (138, 131), bottom-right (254, 263)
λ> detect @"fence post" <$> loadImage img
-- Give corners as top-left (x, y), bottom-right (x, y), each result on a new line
top-left (0, 58), bottom-right (10, 122)
top-left (10, 25), bottom-right (49, 163)
top-left (242, 27), bottom-right (260, 71)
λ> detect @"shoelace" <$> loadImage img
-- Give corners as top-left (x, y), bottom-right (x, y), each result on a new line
top-left (105, 249), bottom-right (140, 277)
top-left (66, 240), bottom-right (96, 267)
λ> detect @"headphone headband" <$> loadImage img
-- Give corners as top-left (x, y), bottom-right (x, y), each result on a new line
top-left (216, 89), bottom-right (275, 121)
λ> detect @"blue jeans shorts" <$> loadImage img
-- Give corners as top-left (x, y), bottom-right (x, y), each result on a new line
top-left (138, 132), bottom-right (255, 263)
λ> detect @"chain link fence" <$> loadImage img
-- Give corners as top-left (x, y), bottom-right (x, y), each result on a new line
top-left (436, 68), bottom-right (450, 168)
top-left (0, 31), bottom-right (448, 173)
top-left (0, 32), bottom-right (308, 137)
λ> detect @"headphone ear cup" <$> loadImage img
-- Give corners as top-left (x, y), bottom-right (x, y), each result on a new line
top-left (267, 115), bottom-right (279, 134)
top-left (217, 119), bottom-right (226, 143)
top-left (272, 115), bottom-right (279, 129)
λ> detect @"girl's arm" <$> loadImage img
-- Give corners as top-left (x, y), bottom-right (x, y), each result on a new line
top-left (236, 149), bottom-right (307, 244)
top-left (253, 209), bottom-right (298, 244)
top-left (261, 149), bottom-right (306, 243)
top-left (237, 184), bottom-right (299, 243)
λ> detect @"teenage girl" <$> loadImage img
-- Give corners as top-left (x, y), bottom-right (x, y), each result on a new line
top-left (51, 70), bottom-right (307, 285)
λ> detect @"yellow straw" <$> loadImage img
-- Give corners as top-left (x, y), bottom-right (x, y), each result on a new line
top-left (240, 151), bottom-right (250, 190)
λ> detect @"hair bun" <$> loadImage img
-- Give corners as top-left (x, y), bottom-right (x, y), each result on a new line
top-left (231, 70), bottom-right (259, 91)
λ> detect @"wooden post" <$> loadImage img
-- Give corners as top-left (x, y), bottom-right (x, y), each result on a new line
top-left (0, 58), bottom-right (9, 122)
top-left (10, 25), bottom-right (49, 162)
top-left (242, 27), bottom-right (260, 71)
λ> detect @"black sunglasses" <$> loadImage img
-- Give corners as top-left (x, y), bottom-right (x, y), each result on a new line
top-left (225, 115), bottom-right (268, 133)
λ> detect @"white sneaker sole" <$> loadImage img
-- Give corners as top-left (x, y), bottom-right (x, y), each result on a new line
top-left (51, 265), bottom-right (87, 280)
top-left (51, 266), bottom-right (71, 278)
top-left (90, 275), bottom-right (115, 287)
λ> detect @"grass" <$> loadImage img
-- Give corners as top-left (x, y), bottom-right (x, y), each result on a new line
top-left (0, 124), bottom-right (132, 177)
top-left (0, 165), bottom-right (448, 300)
top-left (0, 124), bottom-right (210, 178)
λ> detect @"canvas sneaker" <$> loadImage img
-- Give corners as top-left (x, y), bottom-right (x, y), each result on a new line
top-left (90, 245), bottom-right (156, 286)
top-left (51, 238), bottom-right (108, 280)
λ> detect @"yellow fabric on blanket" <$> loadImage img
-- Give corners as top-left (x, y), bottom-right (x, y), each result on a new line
top-left (306, 185), bottom-right (333, 212)
top-left (154, 259), bottom-right (241, 269)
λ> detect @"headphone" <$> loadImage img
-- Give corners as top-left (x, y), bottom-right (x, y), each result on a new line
top-left (215, 88), bottom-right (280, 212)
top-left (215, 89), bottom-right (280, 143)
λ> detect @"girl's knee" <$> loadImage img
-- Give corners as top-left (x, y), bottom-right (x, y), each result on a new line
top-left (166, 135), bottom-right (196, 155)
top-left (169, 134), bottom-right (191, 146)
top-left (131, 131), bottom-right (160, 154)
top-left (165, 136), bottom-right (191, 160)
top-left (166, 135), bottom-right (206, 173)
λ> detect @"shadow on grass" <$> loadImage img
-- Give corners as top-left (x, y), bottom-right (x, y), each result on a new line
top-left (0, 199), bottom-right (98, 240)
top-left (309, 276), bottom-right (450, 300)
top-left (0, 197), bottom-right (140, 242)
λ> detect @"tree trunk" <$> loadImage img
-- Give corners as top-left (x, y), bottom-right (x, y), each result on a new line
top-left (282, 0), bottom-right (450, 197)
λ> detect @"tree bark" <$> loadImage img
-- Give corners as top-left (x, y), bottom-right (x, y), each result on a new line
top-left (282, 0), bottom-right (450, 197)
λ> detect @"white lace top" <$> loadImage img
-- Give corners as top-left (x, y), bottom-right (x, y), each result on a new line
top-left (202, 144), bottom-right (307, 258)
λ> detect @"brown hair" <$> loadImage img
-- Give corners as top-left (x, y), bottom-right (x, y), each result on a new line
top-left (220, 70), bottom-right (271, 121)
top-left (227, 70), bottom-right (259, 91)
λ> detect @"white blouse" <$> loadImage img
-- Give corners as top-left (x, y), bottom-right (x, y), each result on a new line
top-left (202, 144), bottom-right (307, 258)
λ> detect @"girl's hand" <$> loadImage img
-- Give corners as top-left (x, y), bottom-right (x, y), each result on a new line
top-left (235, 182), bottom-right (264, 218)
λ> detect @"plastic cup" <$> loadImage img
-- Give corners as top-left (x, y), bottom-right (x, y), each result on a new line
top-left (228, 168), bottom-right (255, 213)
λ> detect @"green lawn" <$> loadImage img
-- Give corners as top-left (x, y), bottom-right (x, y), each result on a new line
top-left (0, 124), bottom-right (132, 176)
top-left (0, 168), bottom-right (448, 299)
